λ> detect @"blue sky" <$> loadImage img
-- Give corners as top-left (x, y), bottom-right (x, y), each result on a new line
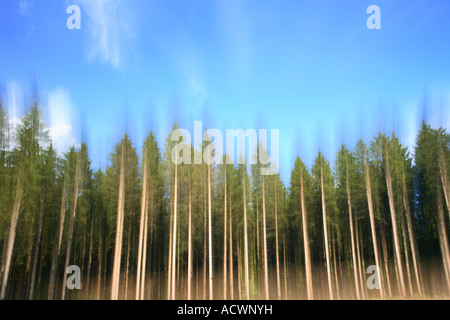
top-left (1, 0), bottom-right (450, 182)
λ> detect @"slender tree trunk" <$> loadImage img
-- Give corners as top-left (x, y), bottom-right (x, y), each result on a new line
top-left (171, 164), bottom-right (178, 300)
top-left (262, 177), bottom-right (269, 300)
top-left (364, 157), bottom-right (384, 298)
top-left (177, 206), bottom-right (181, 296)
top-left (97, 216), bottom-right (102, 300)
top-left (402, 169), bottom-right (422, 296)
top-left (62, 158), bottom-right (80, 300)
top-left (283, 235), bottom-right (288, 300)
top-left (188, 186), bottom-right (192, 300)
top-left (300, 168), bottom-right (313, 300)
top-left (257, 197), bottom-right (262, 293)
top-left (275, 179), bottom-right (281, 300)
top-left (203, 179), bottom-right (207, 300)
top-left (48, 181), bottom-right (67, 300)
top-left (380, 224), bottom-right (392, 297)
top-left (384, 150), bottom-right (406, 297)
top-left (438, 146), bottom-right (450, 220)
top-left (0, 179), bottom-right (23, 300)
top-left (223, 168), bottom-right (227, 300)
top-left (332, 233), bottom-right (340, 300)
top-left (355, 217), bottom-right (366, 299)
top-left (0, 232), bottom-right (8, 291)
top-left (401, 213), bottom-right (413, 296)
top-left (436, 184), bottom-right (450, 289)
top-left (237, 232), bottom-right (242, 300)
top-left (85, 213), bottom-right (95, 299)
top-left (140, 194), bottom-right (149, 300)
top-left (208, 164), bottom-right (213, 300)
top-left (136, 160), bottom-right (148, 300)
top-left (346, 161), bottom-right (360, 300)
top-left (111, 149), bottom-right (125, 300)
top-left (167, 188), bottom-right (173, 300)
top-left (25, 226), bottom-right (34, 297)
top-left (29, 199), bottom-right (45, 300)
top-left (229, 187), bottom-right (234, 300)
top-left (243, 169), bottom-right (250, 300)
top-left (257, 197), bottom-right (260, 272)
top-left (196, 254), bottom-right (199, 300)
top-left (393, 248), bottom-right (402, 295)
top-left (80, 220), bottom-right (88, 290)
top-left (320, 165), bottom-right (333, 300)
top-left (124, 225), bottom-right (131, 300)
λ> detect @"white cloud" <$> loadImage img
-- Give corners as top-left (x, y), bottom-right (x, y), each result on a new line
top-left (47, 88), bottom-right (80, 154)
top-left (19, 0), bottom-right (33, 17)
top-left (6, 81), bottom-right (24, 130)
top-left (4, 82), bottom-right (79, 154)
top-left (77, 0), bottom-right (135, 68)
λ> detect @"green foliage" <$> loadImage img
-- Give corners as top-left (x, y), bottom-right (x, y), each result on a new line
top-left (1, 104), bottom-right (450, 299)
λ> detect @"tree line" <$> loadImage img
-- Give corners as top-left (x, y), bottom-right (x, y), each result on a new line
top-left (0, 103), bottom-right (449, 300)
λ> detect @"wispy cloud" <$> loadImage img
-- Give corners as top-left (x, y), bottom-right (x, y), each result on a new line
top-left (77, 0), bottom-right (136, 68)
top-left (216, 0), bottom-right (252, 78)
top-left (6, 81), bottom-right (24, 129)
top-left (178, 51), bottom-right (208, 103)
top-left (47, 88), bottom-right (80, 154)
top-left (19, 0), bottom-right (33, 17)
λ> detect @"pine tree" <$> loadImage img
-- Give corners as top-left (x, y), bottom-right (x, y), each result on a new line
top-left (312, 152), bottom-right (334, 300)
top-left (335, 145), bottom-right (360, 299)
top-left (1, 105), bottom-right (48, 299)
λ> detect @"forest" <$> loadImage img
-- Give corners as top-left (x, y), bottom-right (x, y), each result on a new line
top-left (0, 103), bottom-right (450, 300)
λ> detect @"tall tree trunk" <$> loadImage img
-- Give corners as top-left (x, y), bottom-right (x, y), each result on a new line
top-left (140, 194), bottom-right (150, 300)
top-left (229, 187), bottom-right (234, 300)
top-left (136, 160), bottom-right (148, 300)
top-left (243, 169), bottom-right (250, 300)
top-left (436, 184), bottom-right (450, 289)
top-left (208, 164), bottom-right (213, 300)
top-left (124, 225), bottom-right (131, 300)
top-left (111, 148), bottom-right (125, 300)
top-left (320, 164), bottom-right (333, 300)
top-left (171, 164), bottom-right (178, 300)
top-left (85, 213), bottom-right (95, 299)
top-left (97, 215), bottom-right (102, 300)
top-left (256, 196), bottom-right (260, 268)
top-left (29, 199), bottom-right (45, 300)
top-left (401, 213), bottom-right (413, 296)
top-left (177, 204), bottom-right (181, 296)
top-left (364, 157), bottom-right (384, 298)
top-left (188, 186), bottom-right (192, 300)
top-left (384, 150), bottom-right (406, 297)
top-left (262, 177), bottom-right (269, 300)
top-left (62, 158), bottom-right (80, 300)
top-left (402, 169), bottom-right (422, 295)
top-left (0, 179), bottom-right (23, 300)
top-left (237, 232), bottom-right (242, 300)
top-left (167, 186), bottom-right (173, 300)
top-left (25, 226), bottom-right (34, 298)
top-left (0, 232), bottom-right (8, 291)
top-left (275, 178), bottom-right (281, 300)
top-left (47, 180), bottom-right (67, 300)
top-left (438, 145), bottom-right (450, 220)
top-left (223, 168), bottom-right (227, 300)
top-left (203, 179), bottom-right (207, 300)
top-left (355, 217), bottom-right (366, 299)
top-left (283, 235), bottom-right (288, 300)
top-left (332, 233), bottom-right (340, 300)
top-left (300, 168), bottom-right (313, 300)
top-left (380, 224), bottom-right (392, 297)
top-left (346, 160), bottom-right (360, 300)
